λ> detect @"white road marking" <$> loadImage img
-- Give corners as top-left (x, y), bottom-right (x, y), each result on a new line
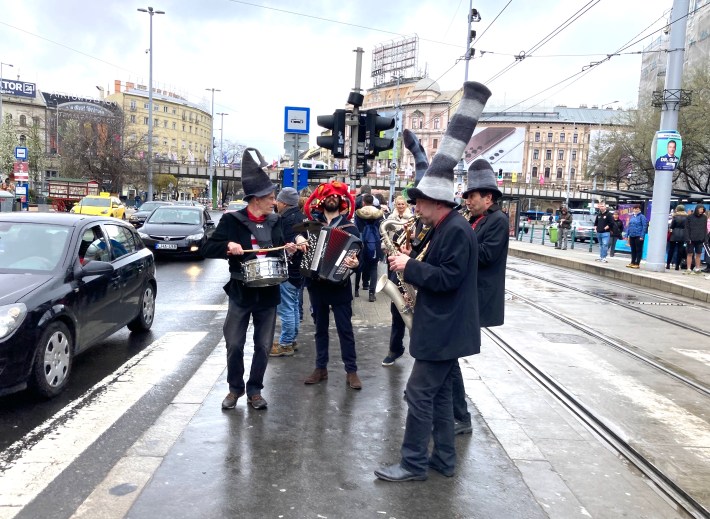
top-left (0, 331), bottom-right (207, 519)
top-left (676, 348), bottom-right (710, 367)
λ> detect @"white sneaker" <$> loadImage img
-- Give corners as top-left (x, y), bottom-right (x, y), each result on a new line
top-left (600, 259), bottom-right (608, 263)
top-left (595, 258), bottom-right (602, 262)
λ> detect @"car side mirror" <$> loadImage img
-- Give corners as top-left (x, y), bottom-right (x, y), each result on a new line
top-left (206, 220), bottom-right (215, 227)
top-left (75, 259), bottom-right (114, 280)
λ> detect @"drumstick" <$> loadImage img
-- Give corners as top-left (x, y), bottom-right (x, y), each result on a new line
top-left (238, 245), bottom-right (288, 253)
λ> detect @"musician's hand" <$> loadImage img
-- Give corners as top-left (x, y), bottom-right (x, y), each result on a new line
top-left (343, 255), bottom-right (359, 269)
top-left (227, 241), bottom-right (244, 255)
top-left (285, 242), bottom-right (297, 254)
top-left (399, 243), bottom-right (412, 256)
top-left (389, 252), bottom-right (410, 272)
top-left (295, 236), bottom-right (308, 252)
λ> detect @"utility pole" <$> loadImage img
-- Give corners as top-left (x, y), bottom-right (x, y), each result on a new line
top-left (464, 4), bottom-right (481, 81)
top-left (0, 62), bottom-right (13, 124)
top-left (389, 75), bottom-right (401, 206)
top-left (217, 112), bottom-right (228, 205)
top-left (206, 87), bottom-right (220, 210)
top-left (646, 0), bottom-right (690, 272)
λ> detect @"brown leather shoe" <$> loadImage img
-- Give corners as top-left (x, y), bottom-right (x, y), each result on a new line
top-left (304, 368), bottom-right (328, 385)
top-left (346, 372), bottom-right (362, 390)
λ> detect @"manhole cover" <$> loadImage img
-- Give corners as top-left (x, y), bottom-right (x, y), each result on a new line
top-left (539, 333), bottom-right (594, 344)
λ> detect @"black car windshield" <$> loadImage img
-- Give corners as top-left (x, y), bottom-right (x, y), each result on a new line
top-left (140, 202), bottom-right (167, 212)
top-left (148, 208), bottom-right (202, 225)
top-left (0, 222), bottom-right (70, 271)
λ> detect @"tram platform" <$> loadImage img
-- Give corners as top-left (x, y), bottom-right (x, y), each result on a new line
top-left (509, 238), bottom-right (710, 303)
top-left (60, 254), bottom-right (690, 519)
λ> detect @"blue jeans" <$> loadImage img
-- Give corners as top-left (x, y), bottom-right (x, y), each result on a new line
top-left (277, 281), bottom-right (300, 345)
top-left (223, 300), bottom-right (276, 397)
top-left (598, 232), bottom-right (610, 259)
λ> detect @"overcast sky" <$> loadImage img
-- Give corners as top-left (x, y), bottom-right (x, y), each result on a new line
top-left (1, 0), bottom-right (674, 161)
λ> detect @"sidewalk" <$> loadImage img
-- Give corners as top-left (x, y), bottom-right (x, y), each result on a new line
top-left (509, 238), bottom-right (710, 303)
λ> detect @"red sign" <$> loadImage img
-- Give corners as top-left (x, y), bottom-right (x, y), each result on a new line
top-left (13, 162), bottom-right (29, 181)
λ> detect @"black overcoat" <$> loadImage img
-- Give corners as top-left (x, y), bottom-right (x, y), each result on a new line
top-left (403, 209), bottom-right (480, 360)
top-left (472, 207), bottom-right (508, 327)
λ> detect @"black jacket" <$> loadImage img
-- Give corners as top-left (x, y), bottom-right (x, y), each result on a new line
top-left (404, 210), bottom-right (480, 360)
top-left (558, 211), bottom-right (572, 230)
top-left (470, 205), bottom-right (508, 327)
top-left (202, 209), bottom-right (285, 308)
top-left (685, 213), bottom-right (708, 242)
top-left (611, 218), bottom-right (624, 238)
top-left (280, 206), bottom-right (307, 287)
top-left (594, 210), bottom-right (614, 233)
top-left (307, 213), bottom-right (360, 306)
top-left (669, 214), bottom-right (688, 242)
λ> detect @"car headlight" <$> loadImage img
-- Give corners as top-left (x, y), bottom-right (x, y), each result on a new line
top-left (186, 231), bottom-right (204, 241)
top-left (138, 231), bottom-right (149, 239)
top-left (0, 303), bottom-right (27, 340)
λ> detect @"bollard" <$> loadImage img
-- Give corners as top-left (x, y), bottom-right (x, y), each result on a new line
top-left (588, 229), bottom-right (595, 253)
top-left (570, 229), bottom-right (575, 249)
top-left (529, 224), bottom-right (535, 243)
top-left (541, 224), bottom-right (546, 245)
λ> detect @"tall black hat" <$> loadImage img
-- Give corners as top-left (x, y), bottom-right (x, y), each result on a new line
top-left (241, 148), bottom-right (275, 201)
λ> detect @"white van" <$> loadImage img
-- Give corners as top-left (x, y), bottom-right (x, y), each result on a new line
top-left (300, 160), bottom-right (328, 171)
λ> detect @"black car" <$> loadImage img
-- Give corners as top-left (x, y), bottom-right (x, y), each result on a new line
top-left (128, 200), bottom-right (173, 228)
top-left (0, 213), bottom-right (157, 398)
top-left (138, 206), bottom-right (216, 258)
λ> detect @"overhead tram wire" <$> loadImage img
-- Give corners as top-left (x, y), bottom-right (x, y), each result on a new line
top-left (471, 0), bottom-right (514, 46)
top-left (484, 0), bottom-right (602, 85)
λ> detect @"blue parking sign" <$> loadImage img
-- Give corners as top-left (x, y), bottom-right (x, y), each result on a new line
top-left (14, 147), bottom-right (28, 160)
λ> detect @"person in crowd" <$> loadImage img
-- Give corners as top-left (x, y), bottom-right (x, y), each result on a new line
top-left (297, 187), bottom-right (313, 322)
top-left (594, 202), bottom-right (614, 263)
top-left (203, 148), bottom-right (299, 411)
top-left (555, 206), bottom-right (573, 250)
top-left (374, 192), bottom-right (390, 216)
top-left (354, 193), bottom-right (384, 302)
top-left (624, 205), bottom-right (647, 269)
top-left (389, 195), bottom-right (413, 225)
top-left (609, 211), bottom-right (624, 257)
top-left (355, 184), bottom-right (379, 209)
top-left (450, 158), bottom-right (509, 436)
top-left (685, 204), bottom-right (708, 274)
top-left (270, 188), bottom-right (308, 357)
top-left (667, 205), bottom-right (688, 271)
top-left (375, 80), bottom-right (489, 482)
top-left (301, 181), bottom-right (362, 390)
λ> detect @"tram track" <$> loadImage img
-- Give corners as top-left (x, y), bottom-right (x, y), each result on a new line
top-left (484, 327), bottom-right (710, 519)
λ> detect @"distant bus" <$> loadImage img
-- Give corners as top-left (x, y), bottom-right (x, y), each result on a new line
top-left (300, 160), bottom-right (328, 171)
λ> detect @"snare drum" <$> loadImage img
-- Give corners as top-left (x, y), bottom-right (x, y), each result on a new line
top-left (241, 257), bottom-right (288, 287)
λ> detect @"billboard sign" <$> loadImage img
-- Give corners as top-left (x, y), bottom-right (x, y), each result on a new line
top-left (0, 78), bottom-right (36, 98)
top-left (463, 126), bottom-right (525, 174)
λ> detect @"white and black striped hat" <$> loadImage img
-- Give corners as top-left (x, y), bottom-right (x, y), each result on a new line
top-left (407, 81), bottom-right (491, 206)
top-left (402, 129), bottom-right (428, 185)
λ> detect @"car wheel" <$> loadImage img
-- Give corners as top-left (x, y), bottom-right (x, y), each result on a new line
top-left (30, 322), bottom-right (73, 398)
top-left (128, 283), bottom-right (156, 332)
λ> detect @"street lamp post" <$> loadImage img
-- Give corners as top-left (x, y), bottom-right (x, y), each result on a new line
top-left (206, 88), bottom-right (220, 210)
top-left (217, 111), bottom-right (228, 205)
top-left (138, 6), bottom-right (164, 202)
top-left (0, 62), bottom-right (14, 124)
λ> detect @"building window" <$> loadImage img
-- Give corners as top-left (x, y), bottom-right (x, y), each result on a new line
top-left (130, 100), bottom-right (137, 110)
top-left (163, 138), bottom-right (167, 146)
top-left (154, 104), bottom-right (159, 112)
top-left (19, 115), bottom-right (27, 126)
top-left (172, 108), bottom-right (177, 114)
top-left (547, 132), bottom-right (553, 142)
top-left (163, 120), bottom-right (168, 128)
top-left (558, 149), bottom-right (564, 160)
top-left (182, 124), bottom-right (185, 131)
top-left (143, 117), bottom-right (149, 125)
top-left (144, 102), bottom-right (149, 109)
top-left (433, 138), bottom-right (438, 149)
top-left (571, 150), bottom-right (577, 160)
top-left (32, 116), bottom-right (40, 126)
top-left (181, 140), bottom-right (185, 149)
top-left (560, 132), bottom-right (565, 143)
top-left (164, 106), bottom-right (168, 113)
top-left (19, 135), bottom-right (26, 145)
top-left (130, 115), bottom-right (136, 123)
top-left (544, 167), bottom-right (551, 178)
top-left (532, 166), bottom-right (538, 177)
top-left (545, 149), bottom-right (552, 160)
top-left (172, 122), bottom-right (177, 130)
top-left (433, 117), bottom-right (440, 130)
top-left (533, 149), bottom-right (539, 160)
top-left (556, 167), bottom-right (563, 179)
top-left (154, 118), bottom-right (159, 127)
top-left (570, 167), bottom-right (576, 178)
top-left (534, 132), bottom-right (540, 142)
top-left (573, 133), bottom-right (578, 144)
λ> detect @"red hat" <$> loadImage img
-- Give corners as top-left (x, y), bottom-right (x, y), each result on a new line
top-left (304, 181), bottom-right (355, 220)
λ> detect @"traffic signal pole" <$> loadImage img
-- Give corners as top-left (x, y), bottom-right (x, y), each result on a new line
top-left (348, 48), bottom-right (365, 192)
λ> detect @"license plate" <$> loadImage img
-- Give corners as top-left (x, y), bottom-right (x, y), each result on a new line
top-left (155, 243), bottom-right (178, 250)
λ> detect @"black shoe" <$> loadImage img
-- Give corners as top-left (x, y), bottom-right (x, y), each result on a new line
top-left (428, 461), bottom-right (455, 477)
top-left (362, 284), bottom-right (369, 290)
top-left (221, 390), bottom-right (245, 409)
top-left (368, 293), bottom-right (376, 302)
top-left (382, 351), bottom-right (403, 366)
top-left (354, 289), bottom-right (359, 297)
top-left (374, 464), bottom-right (427, 482)
top-left (454, 420), bottom-right (473, 435)
top-left (247, 394), bottom-right (268, 410)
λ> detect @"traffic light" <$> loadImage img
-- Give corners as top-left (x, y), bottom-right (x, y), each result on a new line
top-left (316, 109), bottom-right (347, 158)
top-left (354, 154), bottom-right (371, 179)
top-left (363, 109), bottom-right (394, 159)
top-left (497, 168), bottom-right (504, 181)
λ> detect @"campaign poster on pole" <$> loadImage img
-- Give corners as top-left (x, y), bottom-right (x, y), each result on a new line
top-left (652, 131), bottom-right (682, 171)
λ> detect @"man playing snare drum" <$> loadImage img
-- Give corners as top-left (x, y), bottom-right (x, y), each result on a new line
top-left (203, 148), bottom-right (299, 411)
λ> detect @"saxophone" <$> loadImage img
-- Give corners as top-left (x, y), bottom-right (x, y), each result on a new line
top-left (375, 218), bottom-right (417, 330)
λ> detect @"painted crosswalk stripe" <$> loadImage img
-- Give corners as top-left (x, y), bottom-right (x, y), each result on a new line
top-left (0, 331), bottom-right (207, 519)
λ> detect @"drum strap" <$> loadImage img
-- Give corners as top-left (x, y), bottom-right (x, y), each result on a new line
top-left (230, 271), bottom-right (244, 281)
top-left (232, 212), bottom-right (279, 249)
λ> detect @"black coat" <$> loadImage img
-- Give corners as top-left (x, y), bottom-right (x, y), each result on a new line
top-left (403, 210), bottom-right (480, 360)
top-left (280, 206), bottom-right (308, 286)
top-left (669, 214), bottom-right (688, 242)
top-left (594, 210), bottom-right (614, 233)
top-left (471, 206), bottom-right (508, 327)
top-left (685, 213), bottom-right (708, 242)
top-left (202, 209), bottom-right (285, 308)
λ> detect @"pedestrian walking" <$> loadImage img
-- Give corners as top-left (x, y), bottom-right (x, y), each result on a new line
top-left (667, 205), bottom-right (688, 271)
top-left (609, 211), bottom-right (624, 257)
top-left (594, 202), bottom-right (614, 262)
top-left (685, 205), bottom-right (707, 273)
top-left (624, 205), bottom-right (647, 269)
top-left (203, 148), bottom-right (299, 411)
top-left (556, 206), bottom-right (572, 250)
top-left (375, 80), bottom-right (490, 482)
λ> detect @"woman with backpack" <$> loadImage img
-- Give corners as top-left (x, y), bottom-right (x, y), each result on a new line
top-left (354, 193), bottom-right (385, 301)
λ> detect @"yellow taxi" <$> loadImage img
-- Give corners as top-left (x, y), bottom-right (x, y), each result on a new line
top-left (71, 193), bottom-right (126, 219)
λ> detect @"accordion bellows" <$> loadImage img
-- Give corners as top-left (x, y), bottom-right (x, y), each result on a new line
top-left (301, 227), bottom-right (362, 283)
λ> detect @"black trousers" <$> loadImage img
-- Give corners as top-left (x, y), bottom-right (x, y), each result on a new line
top-left (400, 359), bottom-right (457, 475)
top-left (629, 236), bottom-right (643, 265)
top-left (313, 300), bottom-right (357, 372)
top-left (450, 361), bottom-right (471, 423)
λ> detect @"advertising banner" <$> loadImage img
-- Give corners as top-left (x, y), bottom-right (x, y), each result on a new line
top-left (0, 78), bottom-right (36, 98)
top-left (652, 131), bottom-right (682, 171)
top-left (464, 126), bottom-right (525, 174)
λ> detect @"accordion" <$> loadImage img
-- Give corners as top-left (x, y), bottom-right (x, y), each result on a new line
top-left (301, 226), bottom-right (362, 282)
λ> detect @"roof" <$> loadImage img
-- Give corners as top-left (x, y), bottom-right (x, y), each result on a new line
top-left (583, 188), bottom-right (710, 202)
top-left (0, 213), bottom-right (122, 225)
top-left (480, 106), bottom-right (627, 125)
top-left (412, 78), bottom-right (440, 93)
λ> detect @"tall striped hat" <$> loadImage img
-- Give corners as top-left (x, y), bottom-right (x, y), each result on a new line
top-left (407, 81), bottom-right (491, 206)
top-left (402, 129), bottom-right (428, 185)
